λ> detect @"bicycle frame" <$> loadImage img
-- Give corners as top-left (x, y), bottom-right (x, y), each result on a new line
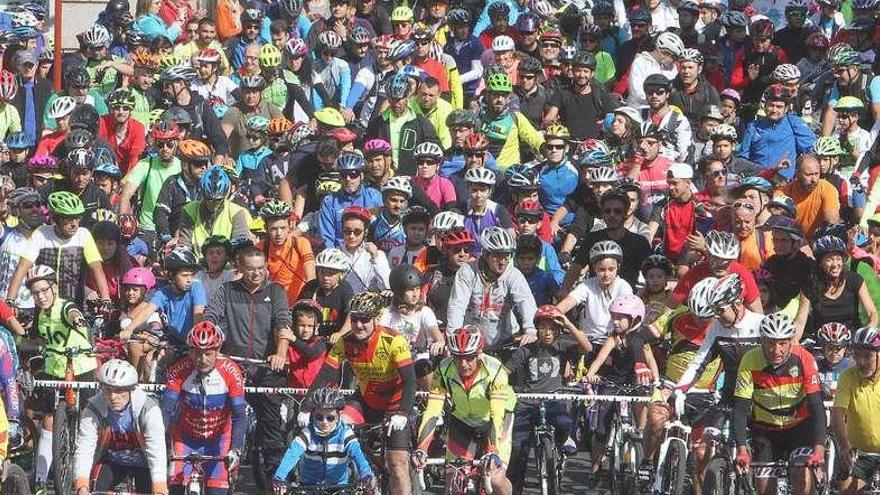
top-left (532, 399), bottom-right (564, 494)
top-left (169, 453), bottom-right (227, 495)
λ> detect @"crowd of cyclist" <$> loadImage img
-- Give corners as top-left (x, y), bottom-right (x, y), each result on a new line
top-left (1, 0), bottom-right (880, 492)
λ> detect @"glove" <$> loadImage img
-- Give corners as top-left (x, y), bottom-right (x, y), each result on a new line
top-left (807, 451), bottom-right (824, 468)
top-left (387, 413), bottom-right (408, 434)
top-left (272, 478), bottom-right (288, 495)
top-left (225, 450), bottom-right (241, 471)
top-left (99, 299), bottom-right (113, 314)
top-left (482, 452), bottom-right (502, 470)
top-left (735, 449), bottom-right (751, 471)
top-left (297, 411), bottom-right (311, 428)
top-left (359, 475), bottom-right (377, 495)
top-left (634, 362), bottom-right (653, 384)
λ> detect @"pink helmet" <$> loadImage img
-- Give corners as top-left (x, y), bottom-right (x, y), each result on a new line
top-left (363, 138), bottom-right (392, 155)
top-left (122, 267), bottom-right (156, 291)
top-left (608, 294), bottom-right (645, 329)
top-left (720, 88), bottom-right (741, 103)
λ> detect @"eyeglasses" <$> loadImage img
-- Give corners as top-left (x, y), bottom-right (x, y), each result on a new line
top-left (241, 265), bottom-right (266, 273)
top-left (31, 286), bottom-right (52, 296)
top-left (416, 159), bottom-right (438, 166)
top-left (19, 201), bottom-right (42, 209)
top-left (732, 201), bottom-right (756, 211)
top-left (603, 207), bottom-right (624, 215)
top-left (157, 140), bottom-right (177, 148)
top-left (546, 143), bottom-right (566, 150)
top-left (707, 169), bottom-right (726, 177)
top-left (314, 413), bottom-right (338, 422)
top-left (647, 88), bottom-right (668, 95)
top-left (113, 105), bottom-right (133, 111)
top-left (340, 170), bottom-right (362, 179)
top-left (344, 228), bottom-right (364, 236)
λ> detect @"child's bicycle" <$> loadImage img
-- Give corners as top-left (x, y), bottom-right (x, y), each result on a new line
top-left (418, 457), bottom-right (495, 495)
top-left (169, 452), bottom-right (233, 495)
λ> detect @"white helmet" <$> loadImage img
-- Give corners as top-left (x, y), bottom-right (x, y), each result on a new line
top-left (710, 273), bottom-right (743, 309)
top-left (705, 230), bottom-right (740, 260)
top-left (464, 167), bottom-right (496, 186)
top-left (25, 265), bottom-right (56, 288)
top-left (710, 123), bottom-right (738, 141)
top-left (318, 30), bottom-right (343, 50)
top-left (48, 96), bottom-right (77, 119)
top-left (492, 35), bottom-right (515, 52)
top-left (10, 9), bottom-right (39, 28)
top-left (413, 141), bottom-right (444, 160)
top-left (656, 32), bottom-right (685, 58)
top-left (315, 248), bottom-right (350, 271)
top-left (759, 312), bottom-right (797, 340)
top-left (81, 24), bottom-right (112, 48)
top-left (688, 276), bottom-right (719, 318)
top-left (589, 166), bottom-right (619, 184)
top-left (381, 176), bottom-right (413, 198)
top-left (589, 240), bottom-right (624, 263)
top-left (432, 211), bottom-right (465, 232)
top-left (97, 359), bottom-right (138, 388)
top-left (480, 227), bottom-right (516, 253)
top-left (771, 63), bottom-right (801, 82)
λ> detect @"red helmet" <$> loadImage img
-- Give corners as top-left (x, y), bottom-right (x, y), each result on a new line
top-left (515, 198), bottom-right (543, 217)
top-left (806, 32), bottom-right (830, 49)
top-left (342, 205), bottom-right (372, 224)
top-left (817, 322), bottom-right (851, 345)
top-left (442, 229), bottom-right (475, 248)
top-left (0, 70), bottom-right (17, 102)
top-left (463, 132), bottom-right (489, 151)
top-left (448, 325), bottom-right (484, 356)
top-left (119, 214), bottom-right (139, 239)
top-left (151, 121), bottom-right (180, 140)
top-left (534, 305), bottom-right (564, 325)
top-left (188, 321), bottom-right (225, 350)
top-left (751, 19), bottom-right (774, 39)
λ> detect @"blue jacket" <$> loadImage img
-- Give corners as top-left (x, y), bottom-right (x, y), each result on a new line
top-left (273, 421), bottom-right (373, 486)
top-left (736, 113), bottom-right (816, 180)
top-left (443, 35), bottom-right (484, 94)
top-left (523, 267), bottom-right (558, 307)
top-left (540, 240), bottom-right (564, 285)
top-left (318, 186), bottom-right (383, 248)
top-left (539, 160), bottom-right (578, 219)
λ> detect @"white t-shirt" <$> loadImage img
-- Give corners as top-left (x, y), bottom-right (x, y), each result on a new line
top-left (567, 277), bottom-right (634, 343)
top-left (196, 268), bottom-right (237, 303)
top-left (0, 228), bottom-right (34, 309)
top-left (378, 306), bottom-right (439, 352)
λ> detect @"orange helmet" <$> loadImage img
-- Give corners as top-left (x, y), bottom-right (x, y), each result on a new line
top-left (268, 117), bottom-right (293, 135)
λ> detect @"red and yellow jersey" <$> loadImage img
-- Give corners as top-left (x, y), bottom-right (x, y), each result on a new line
top-left (734, 345), bottom-right (821, 430)
top-left (326, 326), bottom-right (413, 411)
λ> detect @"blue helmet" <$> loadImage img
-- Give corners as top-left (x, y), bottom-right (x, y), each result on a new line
top-left (200, 166), bottom-right (231, 200)
top-left (387, 73), bottom-right (411, 99)
top-left (736, 176), bottom-right (772, 194)
top-left (94, 162), bottom-right (122, 179)
top-left (213, 104), bottom-right (229, 119)
top-left (813, 235), bottom-right (847, 257)
top-left (336, 152), bottom-right (365, 171)
top-left (579, 148), bottom-right (613, 167)
top-left (516, 12), bottom-right (540, 31)
top-left (6, 132), bottom-right (30, 149)
top-left (388, 39), bottom-right (416, 62)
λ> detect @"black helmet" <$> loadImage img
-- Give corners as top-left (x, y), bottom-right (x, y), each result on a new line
top-left (389, 263), bottom-right (422, 295)
top-left (64, 129), bottom-right (94, 150)
top-left (572, 51), bottom-right (597, 69)
top-left (103, 0), bottom-right (130, 17)
top-left (162, 106), bottom-right (193, 126)
top-left (519, 56), bottom-right (542, 74)
top-left (64, 66), bottom-right (90, 88)
top-left (92, 220), bottom-right (121, 241)
top-left (402, 205), bottom-right (431, 225)
top-left (516, 234), bottom-right (542, 257)
top-left (70, 104), bottom-right (100, 131)
top-left (641, 254), bottom-right (673, 276)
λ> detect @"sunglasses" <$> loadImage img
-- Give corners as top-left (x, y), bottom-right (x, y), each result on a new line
top-left (520, 73), bottom-right (537, 80)
top-left (341, 170), bottom-right (362, 179)
top-left (344, 228), bottom-right (364, 236)
top-left (113, 105), bottom-right (133, 111)
top-left (19, 200), bottom-right (42, 209)
top-left (546, 143), bottom-right (566, 150)
top-left (157, 140), bottom-right (177, 148)
top-left (707, 169), bottom-right (726, 177)
top-left (603, 207), bottom-right (624, 215)
top-left (732, 201), bottom-right (756, 211)
top-left (517, 215), bottom-right (541, 224)
top-left (351, 314), bottom-right (372, 323)
top-left (647, 87), bottom-right (668, 95)
top-left (416, 159), bottom-right (438, 166)
top-left (314, 413), bottom-right (338, 422)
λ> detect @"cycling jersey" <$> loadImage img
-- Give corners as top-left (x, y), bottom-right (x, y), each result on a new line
top-left (258, 234), bottom-right (315, 306)
top-left (417, 354), bottom-right (516, 460)
top-left (324, 326), bottom-right (413, 412)
top-left (480, 110), bottom-right (545, 171)
top-left (368, 212), bottom-right (406, 253)
top-left (74, 390), bottom-right (167, 494)
top-left (817, 356), bottom-right (853, 398)
top-left (567, 277), bottom-right (634, 343)
top-left (654, 307), bottom-right (720, 389)
top-left (124, 156), bottom-right (182, 232)
top-left (834, 365), bottom-right (880, 452)
top-left (464, 200), bottom-right (513, 257)
top-left (35, 298), bottom-right (96, 378)
top-left (539, 160), bottom-right (578, 219)
top-left (22, 225), bottom-right (103, 305)
top-left (734, 345), bottom-right (822, 430)
top-left (161, 356), bottom-right (246, 448)
top-left (148, 280), bottom-right (207, 345)
top-left (179, 200), bottom-right (252, 256)
top-left (273, 421), bottom-right (372, 486)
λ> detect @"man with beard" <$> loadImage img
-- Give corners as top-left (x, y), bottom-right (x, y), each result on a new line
top-left (615, 7), bottom-right (653, 76)
top-left (514, 13), bottom-right (540, 59)
top-left (640, 74), bottom-right (692, 161)
top-left (783, 154), bottom-right (841, 240)
top-left (671, 48), bottom-right (720, 129)
top-left (774, 0), bottom-right (813, 63)
top-left (159, 65), bottom-right (228, 158)
top-left (515, 57), bottom-right (549, 128)
top-left (221, 75), bottom-right (282, 157)
top-left (479, 72), bottom-right (544, 170)
top-left (627, 31), bottom-right (684, 108)
top-left (543, 52), bottom-right (617, 140)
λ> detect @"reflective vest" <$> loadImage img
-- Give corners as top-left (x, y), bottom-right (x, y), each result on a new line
top-left (183, 200), bottom-right (249, 255)
top-left (37, 299), bottom-right (96, 378)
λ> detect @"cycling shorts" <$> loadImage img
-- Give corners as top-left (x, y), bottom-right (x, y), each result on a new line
top-left (446, 413), bottom-right (513, 464)
top-left (852, 452), bottom-right (880, 481)
top-left (750, 420), bottom-right (815, 463)
top-left (342, 392), bottom-right (411, 451)
top-left (90, 460), bottom-right (152, 494)
top-left (169, 423), bottom-right (232, 490)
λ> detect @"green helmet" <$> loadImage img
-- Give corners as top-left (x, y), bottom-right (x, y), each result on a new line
top-left (260, 198), bottom-right (292, 219)
top-left (48, 191), bottom-right (85, 216)
top-left (259, 44), bottom-right (282, 68)
top-left (835, 95), bottom-right (865, 113)
top-left (829, 43), bottom-right (860, 68)
top-left (486, 72), bottom-right (513, 93)
top-left (390, 5), bottom-right (414, 21)
top-left (812, 136), bottom-right (845, 156)
top-left (106, 88), bottom-right (136, 109)
top-left (446, 109), bottom-right (479, 128)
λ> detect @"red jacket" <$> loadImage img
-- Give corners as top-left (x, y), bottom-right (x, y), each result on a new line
top-left (98, 115), bottom-right (146, 175)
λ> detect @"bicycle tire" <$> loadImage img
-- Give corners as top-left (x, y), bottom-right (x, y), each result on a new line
top-left (619, 438), bottom-right (643, 495)
top-left (2, 462), bottom-right (31, 495)
top-left (51, 406), bottom-right (77, 495)
top-left (658, 439), bottom-right (688, 495)
top-left (702, 457), bottom-right (733, 495)
top-left (538, 435), bottom-right (560, 495)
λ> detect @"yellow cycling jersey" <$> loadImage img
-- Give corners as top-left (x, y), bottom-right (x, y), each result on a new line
top-left (834, 366), bottom-right (880, 452)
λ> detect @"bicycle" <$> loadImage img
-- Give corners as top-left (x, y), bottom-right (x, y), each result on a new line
top-left (698, 406), bottom-right (741, 495)
top-left (354, 421), bottom-right (391, 494)
top-left (127, 333), bottom-right (188, 384)
top-left (168, 453), bottom-right (230, 495)
top-left (531, 397), bottom-right (567, 495)
top-left (588, 380), bottom-right (649, 495)
top-left (48, 346), bottom-right (96, 495)
top-left (653, 389), bottom-right (719, 495)
top-left (418, 457), bottom-right (494, 495)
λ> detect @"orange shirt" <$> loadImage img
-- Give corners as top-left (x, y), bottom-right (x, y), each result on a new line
top-left (258, 234), bottom-right (315, 305)
top-left (738, 229), bottom-right (775, 271)
top-left (784, 179), bottom-right (840, 242)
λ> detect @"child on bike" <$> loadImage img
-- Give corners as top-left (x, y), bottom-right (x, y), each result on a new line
top-left (639, 254), bottom-right (674, 326)
top-left (272, 388), bottom-right (374, 494)
top-left (26, 264), bottom-right (98, 493)
top-left (118, 267), bottom-right (164, 380)
top-left (815, 322), bottom-right (854, 399)
top-left (286, 299), bottom-right (328, 389)
top-left (506, 305), bottom-right (591, 495)
top-left (583, 293), bottom-right (654, 486)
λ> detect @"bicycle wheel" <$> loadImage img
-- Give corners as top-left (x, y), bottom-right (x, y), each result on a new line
top-left (2, 462), bottom-right (31, 495)
top-left (658, 439), bottom-right (688, 495)
top-left (537, 435), bottom-right (560, 495)
top-left (619, 437), bottom-right (643, 495)
top-left (702, 458), bottom-right (734, 495)
top-left (51, 406), bottom-right (77, 495)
